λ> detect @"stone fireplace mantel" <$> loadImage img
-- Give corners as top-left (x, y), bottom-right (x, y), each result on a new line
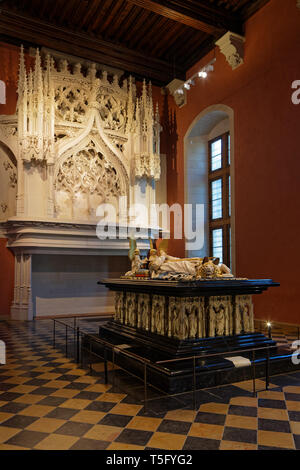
top-left (1, 218), bottom-right (164, 320)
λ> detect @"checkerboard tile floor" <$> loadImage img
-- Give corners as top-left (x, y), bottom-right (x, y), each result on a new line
top-left (0, 319), bottom-right (300, 450)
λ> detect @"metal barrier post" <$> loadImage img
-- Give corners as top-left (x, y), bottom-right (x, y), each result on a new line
top-left (144, 363), bottom-right (147, 412)
top-left (112, 347), bottom-right (115, 388)
top-left (266, 347), bottom-right (270, 390)
top-left (53, 320), bottom-right (56, 348)
top-left (65, 324), bottom-right (68, 357)
top-left (76, 327), bottom-right (80, 363)
top-left (193, 356), bottom-right (196, 410)
top-left (252, 350), bottom-right (256, 397)
top-left (73, 318), bottom-right (76, 356)
top-left (89, 342), bottom-right (93, 375)
top-left (104, 346), bottom-right (108, 384)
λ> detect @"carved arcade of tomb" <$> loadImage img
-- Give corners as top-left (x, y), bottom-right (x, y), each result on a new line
top-left (113, 290), bottom-right (254, 341)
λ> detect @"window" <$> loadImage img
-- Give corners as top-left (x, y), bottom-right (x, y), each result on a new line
top-left (208, 132), bottom-right (231, 266)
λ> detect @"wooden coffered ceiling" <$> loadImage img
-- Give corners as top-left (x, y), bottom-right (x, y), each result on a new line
top-left (0, 0), bottom-right (270, 85)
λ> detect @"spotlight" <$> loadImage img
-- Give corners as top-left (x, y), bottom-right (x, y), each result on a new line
top-left (198, 70), bottom-right (207, 79)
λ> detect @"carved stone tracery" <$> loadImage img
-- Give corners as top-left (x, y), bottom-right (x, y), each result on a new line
top-left (55, 141), bottom-right (122, 201)
top-left (5, 46), bottom-right (162, 220)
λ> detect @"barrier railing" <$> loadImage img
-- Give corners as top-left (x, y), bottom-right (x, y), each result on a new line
top-left (52, 317), bottom-right (280, 412)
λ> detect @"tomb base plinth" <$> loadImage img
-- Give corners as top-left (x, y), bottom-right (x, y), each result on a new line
top-left (82, 278), bottom-right (300, 394)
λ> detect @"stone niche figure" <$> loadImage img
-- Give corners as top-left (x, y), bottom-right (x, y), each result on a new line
top-left (171, 304), bottom-right (181, 339)
top-left (189, 306), bottom-right (198, 339)
top-left (138, 295), bottom-right (150, 331)
top-left (215, 306), bottom-right (226, 336)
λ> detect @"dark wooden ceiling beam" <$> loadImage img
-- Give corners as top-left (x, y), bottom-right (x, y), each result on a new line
top-left (128, 12), bottom-right (158, 49)
top-left (95, 0), bottom-right (124, 36)
top-left (126, 0), bottom-right (243, 34)
top-left (239, 0), bottom-right (270, 21)
top-left (0, 8), bottom-right (184, 84)
top-left (123, 8), bottom-right (149, 43)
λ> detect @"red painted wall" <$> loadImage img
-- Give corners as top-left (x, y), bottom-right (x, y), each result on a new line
top-left (1, 0), bottom-right (300, 324)
top-left (0, 239), bottom-right (14, 316)
top-left (0, 43), bottom-right (19, 316)
top-left (165, 0), bottom-right (300, 324)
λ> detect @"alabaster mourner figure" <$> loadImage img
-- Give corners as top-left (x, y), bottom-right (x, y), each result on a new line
top-left (124, 249), bottom-right (148, 278)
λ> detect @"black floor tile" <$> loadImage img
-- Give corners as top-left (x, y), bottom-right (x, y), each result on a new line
top-left (183, 436), bottom-right (220, 450)
top-left (37, 396), bottom-right (68, 406)
top-left (0, 415), bottom-right (38, 429)
top-left (5, 430), bottom-right (48, 448)
top-left (30, 387), bottom-right (57, 396)
top-left (0, 383), bottom-right (17, 391)
top-left (288, 411), bottom-right (300, 422)
top-left (85, 401), bottom-right (116, 413)
top-left (72, 391), bottom-right (102, 401)
top-left (258, 418), bottom-right (291, 433)
top-left (19, 372), bottom-right (41, 378)
top-left (25, 378), bottom-right (49, 387)
top-left (0, 392), bottom-right (23, 401)
top-left (45, 407), bottom-right (79, 420)
top-left (98, 413), bottom-right (132, 427)
top-left (69, 438), bottom-right (109, 450)
top-left (64, 382), bottom-right (90, 391)
top-left (228, 405), bottom-right (257, 417)
top-left (157, 419), bottom-right (191, 435)
top-left (195, 412), bottom-right (226, 426)
top-left (269, 376), bottom-right (299, 387)
top-left (284, 393), bottom-right (300, 402)
top-left (55, 421), bottom-right (93, 437)
top-left (223, 427), bottom-right (257, 444)
top-left (57, 374), bottom-right (82, 382)
top-left (258, 399), bottom-right (287, 409)
top-left (115, 428), bottom-right (153, 446)
top-left (137, 408), bottom-right (166, 419)
top-left (0, 402), bottom-right (30, 414)
top-left (258, 445), bottom-right (294, 450)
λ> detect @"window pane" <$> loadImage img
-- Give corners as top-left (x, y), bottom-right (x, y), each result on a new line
top-left (210, 138), bottom-right (222, 171)
top-left (212, 228), bottom-right (223, 263)
top-left (211, 179), bottom-right (222, 219)
top-left (228, 134), bottom-right (230, 165)
top-left (228, 175), bottom-right (231, 217)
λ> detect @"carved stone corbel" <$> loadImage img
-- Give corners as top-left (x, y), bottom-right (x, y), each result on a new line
top-left (216, 31), bottom-right (245, 70)
top-left (166, 79), bottom-right (187, 108)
